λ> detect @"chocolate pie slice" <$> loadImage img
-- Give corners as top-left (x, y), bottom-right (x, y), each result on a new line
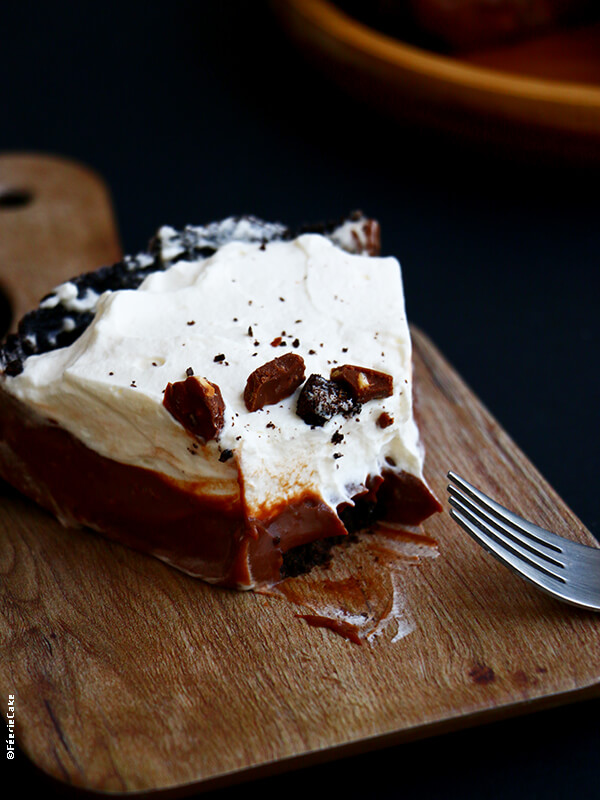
top-left (0, 212), bottom-right (441, 589)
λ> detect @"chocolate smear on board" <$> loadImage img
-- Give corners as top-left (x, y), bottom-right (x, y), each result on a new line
top-left (261, 525), bottom-right (439, 645)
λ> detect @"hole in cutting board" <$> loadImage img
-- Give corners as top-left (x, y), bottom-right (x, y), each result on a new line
top-left (0, 287), bottom-right (12, 339)
top-left (0, 187), bottom-right (34, 209)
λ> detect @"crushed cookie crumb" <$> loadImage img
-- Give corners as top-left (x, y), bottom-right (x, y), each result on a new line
top-left (333, 452), bottom-right (343, 459)
top-left (213, 354), bottom-right (226, 362)
top-left (219, 449), bottom-right (234, 463)
top-left (292, 338), bottom-right (300, 348)
top-left (296, 374), bottom-right (361, 426)
top-left (187, 320), bottom-right (195, 326)
top-left (248, 325), bottom-right (253, 337)
top-left (331, 430), bottom-right (344, 445)
top-left (186, 367), bottom-right (194, 377)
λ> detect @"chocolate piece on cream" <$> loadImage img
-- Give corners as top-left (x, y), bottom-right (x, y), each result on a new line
top-left (163, 376), bottom-right (225, 441)
top-left (376, 411), bottom-right (394, 429)
top-left (330, 364), bottom-right (393, 403)
top-left (244, 353), bottom-right (305, 412)
top-left (296, 374), bottom-right (362, 427)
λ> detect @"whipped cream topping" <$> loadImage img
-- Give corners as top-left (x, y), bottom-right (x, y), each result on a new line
top-left (5, 234), bottom-right (425, 518)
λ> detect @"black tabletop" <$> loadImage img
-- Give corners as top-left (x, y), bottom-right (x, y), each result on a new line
top-left (2, 2), bottom-right (599, 797)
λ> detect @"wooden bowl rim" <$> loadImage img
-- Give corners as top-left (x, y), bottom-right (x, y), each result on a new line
top-left (280, 0), bottom-right (600, 108)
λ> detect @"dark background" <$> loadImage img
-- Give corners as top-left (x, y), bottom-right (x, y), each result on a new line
top-left (2, 1), bottom-right (599, 797)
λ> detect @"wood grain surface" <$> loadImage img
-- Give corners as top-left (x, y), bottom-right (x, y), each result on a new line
top-left (0, 154), bottom-right (599, 796)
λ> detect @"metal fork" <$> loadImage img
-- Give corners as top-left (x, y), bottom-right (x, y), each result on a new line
top-left (447, 471), bottom-right (600, 611)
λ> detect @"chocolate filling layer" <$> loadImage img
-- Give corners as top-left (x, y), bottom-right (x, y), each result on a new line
top-left (0, 387), bottom-right (441, 589)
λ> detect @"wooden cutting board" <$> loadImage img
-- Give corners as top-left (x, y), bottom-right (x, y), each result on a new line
top-left (1, 154), bottom-right (599, 795)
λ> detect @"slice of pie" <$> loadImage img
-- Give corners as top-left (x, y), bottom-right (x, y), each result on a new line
top-left (0, 212), bottom-right (441, 589)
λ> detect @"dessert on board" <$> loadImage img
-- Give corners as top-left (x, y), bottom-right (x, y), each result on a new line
top-left (0, 212), bottom-right (441, 589)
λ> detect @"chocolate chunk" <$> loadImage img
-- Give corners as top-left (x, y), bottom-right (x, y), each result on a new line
top-left (377, 411), bottom-right (394, 429)
top-left (296, 374), bottom-right (361, 427)
top-left (163, 375), bottom-right (225, 441)
top-left (361, 219), bottom-right (381, 256)
top-left (219, 449), bottom-right (234, 462)
top-left (244, 353), bottom-right (305, 412)
top-left (330, 364), bottom-right (393, 402)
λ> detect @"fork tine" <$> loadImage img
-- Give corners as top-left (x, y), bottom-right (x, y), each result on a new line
top-left (447, 472), bottom-right (600, 611)
top-left (448, 505), bottom-right (568, 594)
top-left (448, 492), bottom-right (566, 581)
top-left (447, 470), bottom-right (568, 553)
top-left (447, 483), bottom-right (565, 567)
